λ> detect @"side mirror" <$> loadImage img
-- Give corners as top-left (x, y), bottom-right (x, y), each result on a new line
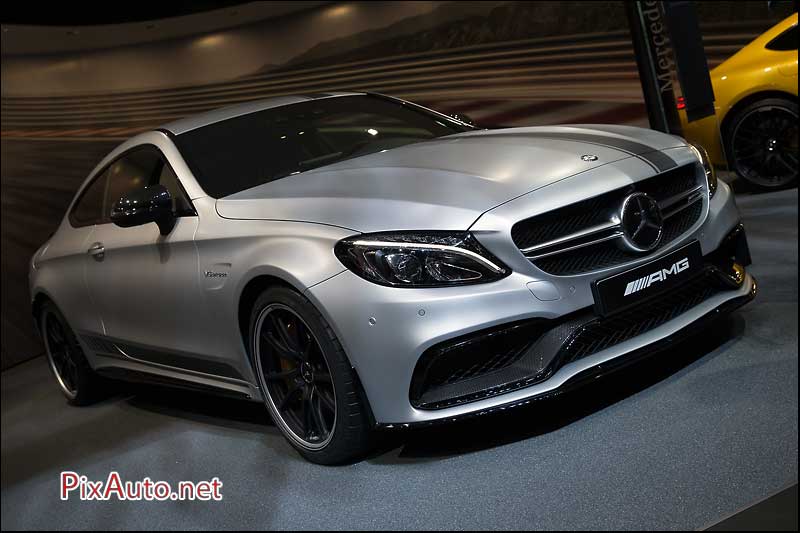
top-left (110, 184), bottom-right (175, 235)
top-left (448, 112), bottom-right (476, 127)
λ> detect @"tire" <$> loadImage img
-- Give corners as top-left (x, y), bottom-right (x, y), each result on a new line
top-left (249, 286), bottom-right (374, 465)
top-left (725, 97), bottom-right (798, 191)
top-left (40, 302), bottom-right (107, 405)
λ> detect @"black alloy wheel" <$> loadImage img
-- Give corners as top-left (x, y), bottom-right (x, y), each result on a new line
top-left (255, 304), bottom-right (337, 449)
top-left (40, 302), bottom-right (105, 405)
top-left (43, 311), bottom-right (80, 398)
top-left (727, 98), bottom-right (798, 190)
top-left (249, 286), bottom-right (375, 464)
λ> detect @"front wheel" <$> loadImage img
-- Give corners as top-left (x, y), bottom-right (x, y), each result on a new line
top-left (725, 97), bottom-right (798, 190)
top-left (249, 287), bottom-right (374, 465)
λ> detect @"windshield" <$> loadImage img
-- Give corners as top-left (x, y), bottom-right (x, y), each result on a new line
top-left (173, 95), bottom-right (473, 198)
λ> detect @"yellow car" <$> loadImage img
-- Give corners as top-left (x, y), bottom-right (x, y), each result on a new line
top-left (681, 13), bottom-right (798, 190)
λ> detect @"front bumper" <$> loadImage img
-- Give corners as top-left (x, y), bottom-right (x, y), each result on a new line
top-left (388, 275), bottom-right (756, 429)
top-left (306, 182), bottom-right (754, 425)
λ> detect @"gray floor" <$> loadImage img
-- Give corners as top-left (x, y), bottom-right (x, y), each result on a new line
top-left (1, 187), bottom-right (797, 531)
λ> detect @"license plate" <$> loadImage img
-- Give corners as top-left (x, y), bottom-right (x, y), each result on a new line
top-left (592, 241), bottom-right (703, 316)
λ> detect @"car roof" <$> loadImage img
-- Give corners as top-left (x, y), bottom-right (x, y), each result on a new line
top-left (161, 91), bottom-right (366, 135)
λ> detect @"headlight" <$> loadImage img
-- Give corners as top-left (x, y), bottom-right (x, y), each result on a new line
top-left (689, 142), bottom-right (717, 198)
top-left (334, 232), bottom-right (510, 287)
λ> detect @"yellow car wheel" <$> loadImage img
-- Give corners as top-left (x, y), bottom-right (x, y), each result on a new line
top-left (725, 97), bottom-right (799, 190)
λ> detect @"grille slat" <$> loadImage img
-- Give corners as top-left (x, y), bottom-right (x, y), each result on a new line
top-left (511, 194), bottom-right (616, 251)
top-left (512, 164), bottom-right (705, 276)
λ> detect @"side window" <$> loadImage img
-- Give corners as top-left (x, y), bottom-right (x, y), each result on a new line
top-left (69, 171), bottom-right (108, 227)
top-left (104, 147), bottom-right (163, 221)
top-left (156, 162), bottom-right (195, 216)
top-left (766, 25), bottom-right (798, 51)
top-left (71, 145), bottom-right (195, 227)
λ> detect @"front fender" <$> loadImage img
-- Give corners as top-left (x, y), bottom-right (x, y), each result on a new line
top-left (192, 197), bottom-right (352, 368)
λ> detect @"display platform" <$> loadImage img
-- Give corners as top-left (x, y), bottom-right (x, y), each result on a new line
top-left (1, 187), bottom-right (797, 530)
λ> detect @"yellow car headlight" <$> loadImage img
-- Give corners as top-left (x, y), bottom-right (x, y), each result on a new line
top-left (689, 142), bottom-right (718, 198)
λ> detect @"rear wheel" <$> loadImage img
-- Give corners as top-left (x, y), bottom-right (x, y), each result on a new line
top-left (40, 302), bottom-right (106, 405)
top-left (725, 97), bottom-right (798, 190)
top-left (249, 287), bottom-right (374, 465)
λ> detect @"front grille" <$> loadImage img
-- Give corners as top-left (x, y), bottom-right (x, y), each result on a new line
top-left (411, 267), bottom-right (729, 410)
top-left (536, 200), bottom-right (705, 276)
top-left (637, 165), bottom-right (700, 200)
top-left (512, 164), bottom-right (705, 276)
top-left (510, 193), bottom-right (616, 252)
top-left (558, 270), bottom-right (722, 364)
top-left (662, 199), bottom-right (703, 243)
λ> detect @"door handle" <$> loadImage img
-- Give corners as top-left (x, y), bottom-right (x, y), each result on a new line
top-left (87, 242), bottom-right (105, 261)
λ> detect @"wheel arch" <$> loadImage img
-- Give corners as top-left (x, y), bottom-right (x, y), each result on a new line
top-left (236, 274), bottom-right (297, 360)
top-left (235, 272), bottom-right (377, 429)
top-left (31, 290), bottom-right (56, 335)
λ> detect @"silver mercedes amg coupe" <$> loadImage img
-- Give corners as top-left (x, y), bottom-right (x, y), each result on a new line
top-left (29, 92), bottom-right (756, 464)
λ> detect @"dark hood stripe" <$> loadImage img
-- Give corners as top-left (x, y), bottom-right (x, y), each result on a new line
top-left (477, 132), bottom-right (678, 172)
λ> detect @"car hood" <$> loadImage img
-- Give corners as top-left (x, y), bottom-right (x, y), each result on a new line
top-left (215, 125), bottom-right (686, 232)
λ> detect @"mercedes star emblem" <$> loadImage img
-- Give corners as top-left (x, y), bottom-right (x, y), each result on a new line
top-left (619, 192), bottom-right (664, 252)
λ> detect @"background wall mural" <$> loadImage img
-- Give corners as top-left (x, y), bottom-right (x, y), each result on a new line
top-left (0, 0), bottom-right (794, 368)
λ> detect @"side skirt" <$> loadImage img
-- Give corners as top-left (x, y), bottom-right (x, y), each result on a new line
top-left (78, 332), bottom-right (259, 400)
